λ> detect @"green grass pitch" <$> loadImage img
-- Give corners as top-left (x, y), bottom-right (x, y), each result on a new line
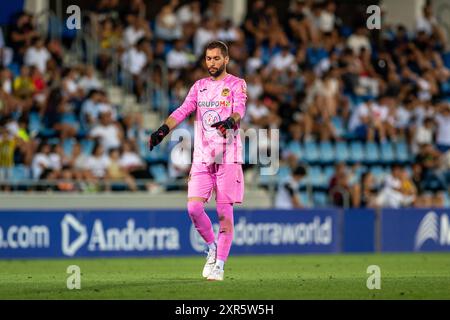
top-left (0, 253), bottom-right (449, 299)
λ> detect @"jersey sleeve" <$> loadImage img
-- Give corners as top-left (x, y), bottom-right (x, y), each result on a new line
top-left (232, 79), bottom-right (247, 119)
top-left (169, 81), bottom-right (198, 125)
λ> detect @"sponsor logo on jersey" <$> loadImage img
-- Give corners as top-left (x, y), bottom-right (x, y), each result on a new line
top-left (198, 100), bottom-right (231, 108)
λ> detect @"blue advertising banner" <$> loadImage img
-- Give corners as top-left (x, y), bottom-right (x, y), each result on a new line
top-left (0, 209), bottom-right (340, 258)
top-left (381, 209), bottom-right (450, 252)
top-left (343, 209), bottom-right (375, 253)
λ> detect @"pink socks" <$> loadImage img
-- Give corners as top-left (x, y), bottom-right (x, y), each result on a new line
top-left (187, 201), bottom-right (215, 245)
top-left (187, 201), bottom-right (234, 262)
top-left (216, 203), bottom-right (234, 262)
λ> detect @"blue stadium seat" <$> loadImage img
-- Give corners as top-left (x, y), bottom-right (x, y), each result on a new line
top-left (349, 141), bottom-right (365, 163)
top-left (313, 192), bottom-right (328, 207)
top-left (370, 166), bottom-right (386, 185)
top-left (380, 141), bottom-right (395, 164)
top-left (61, 112), bottom-right (78, 125)
top-left (9, 165), bottom-right (31, 182)
top-left (365, 142), bottom-right (380, 164)
top-left (323, 166), bottom-right (335, 186)
top-left (81, 139), bottom-right (95, 155)
top-left (394, 140), bottom-right (411, 162)
top-left (303, 140), bottom-right (319, 163)
top-left (299, 192), bottom-right (312, 208)
top-left (308, 166), bottom-right (324, 188)
top-left (277, 166), bottom-right (292, 181)
top-left (331, 116), bottom-right (345, 137)
top-left (28, 112), bottom-right (42, 136)
top-left (286, 141), bottom-right (303, 160)
top-left (149, 164), bottom-right (168, 184)
top-left (319, 141), bottom-right (335, 164)
top-left (335, 141), bottom-right (349, 162)
top-left (63, 138), bottom-right (76, 157)
top-left (444, 192), bottom-right (450, 208)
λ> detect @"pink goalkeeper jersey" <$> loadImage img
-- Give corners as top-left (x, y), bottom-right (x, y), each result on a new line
top-left (170, 73), bottom-right (247, 164)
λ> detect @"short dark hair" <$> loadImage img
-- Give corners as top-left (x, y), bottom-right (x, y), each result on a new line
top-left (294, 165), bottom-right (307, 177)
top-left (205, 41), bottom-right (229, 57)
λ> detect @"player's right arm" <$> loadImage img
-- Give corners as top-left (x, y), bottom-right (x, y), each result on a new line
top-left (148, 81), bottom-right (198, 151)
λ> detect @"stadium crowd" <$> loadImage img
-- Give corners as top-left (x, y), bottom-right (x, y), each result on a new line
top-left (0, 0), bottom-right (450, 208)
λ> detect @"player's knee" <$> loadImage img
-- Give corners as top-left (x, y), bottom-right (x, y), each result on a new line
top-left (187, 201), bottom-right (204, 219)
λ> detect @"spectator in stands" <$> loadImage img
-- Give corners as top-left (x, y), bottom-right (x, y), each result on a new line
top-left (13, 65), bottom-right (34, 100)
top-left (416, 3), bottom-right (446, 45)
top-left (121, 37), bottom-right (152, 100)
top-left (275, 164), bottom-right (307, 209)
top-left (375, 164), bottom-right (413, 208)
top-left (107, 148), bottom-right (138, 191)
top-left (0, 27), bottom-right (13, 67)
top-left (0, 126), bottom-right (19, 182)
top-left (122, 13), bottom-right (152, 48)
top-left (31, 141), bottom-right (52, 180)
top-left (56, 165), bottom-right (80, 192)
top-left (85, 142), bottom-right (111, 191)
top-left (154, 0), bottom-right (182, 41)
top-left (328, 162), bottom-right (359, 207)
top-left (42, 88), bottom-right (77, 140)
top-left (194, 17), bottom-right (218, 57)
top-left (9, 12), bottom-right (39, 62)
top-left (79, 65), bottom-right (102, 93)
top-left (62, 67), bottom-right (84, 101)
top-left (435, 103), bottom-right (450, 153)
top-left (119, 141), bottom-right (158, 192)
top-left (24, 36), bottom-right (50, 74)
top-left (89, 109), bottom-right (123, 153)
top-left (166, 39), bottom-right (192, 70)
top-left (356, 172), bottom-right (379, 208)
top-left (347, 25), bottom-right (371, 55)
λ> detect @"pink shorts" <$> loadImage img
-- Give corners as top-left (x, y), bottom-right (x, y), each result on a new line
top-left (187, 163), bottom-right (244, 204)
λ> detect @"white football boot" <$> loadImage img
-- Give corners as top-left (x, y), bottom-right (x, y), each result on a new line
top-left (202, 246), bottom-right (217, 278)
top-left (207, 265), bottom-right (224, 281)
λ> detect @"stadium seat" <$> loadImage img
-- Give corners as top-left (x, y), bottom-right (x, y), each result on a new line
top-left (149, 164), bottom-right (169, 184)
top-left (370, 166), bottom-right (386, 185)
top-left (349, 141), bottom-right (365, 163)
top-left (63, 138), bottom-right (76, 157)
top-left (299, 191), bottom-right (312, 208)
top-left (9, 165), bottom-right (31, 183)
top-left (394, 140), bottom-right (411, 162)
top-left (319, 141), bottom-right (335, 164)
top-left (323, 166), bottom-right (335, 187)
top-left (335, 141), bottom-right (349, 162)
top-left (277, 165), bottom-right (292, 181)
top-left (313, 191), bottom-right (328, 207)
top-left (285, 141), bottom-right (303, 160)
top-left (380, 141), bottom-right (395, 164)
top-left (28, 112), bottom-right (42, 136)
top-left (365, 142), bottom-right (380, 164)
top-left (81, 139), bottom-right (95, 155)
top-left (307, 166), bottom-right (324, 188)
top-left (331, 116), bottom-right (345, 137)
top-left (303, 140), bottom-right (319, 163)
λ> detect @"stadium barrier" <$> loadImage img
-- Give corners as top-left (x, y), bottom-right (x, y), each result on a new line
top-left (0, 208), bottom-right (449, 258)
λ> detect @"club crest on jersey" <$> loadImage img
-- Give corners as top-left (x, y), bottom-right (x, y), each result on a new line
top-left (202, 110), bottom-right (221, 131)
top-left (221, 88), bottom-right (230, 97)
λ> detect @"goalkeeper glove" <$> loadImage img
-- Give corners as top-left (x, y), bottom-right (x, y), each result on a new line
top-left (211, 117), bottom-right (236, 137)
top-left (148, 124), bottom-right (170, 151)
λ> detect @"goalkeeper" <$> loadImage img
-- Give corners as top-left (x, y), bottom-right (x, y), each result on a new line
top-left (149, 41), bottom-right (247, 281)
